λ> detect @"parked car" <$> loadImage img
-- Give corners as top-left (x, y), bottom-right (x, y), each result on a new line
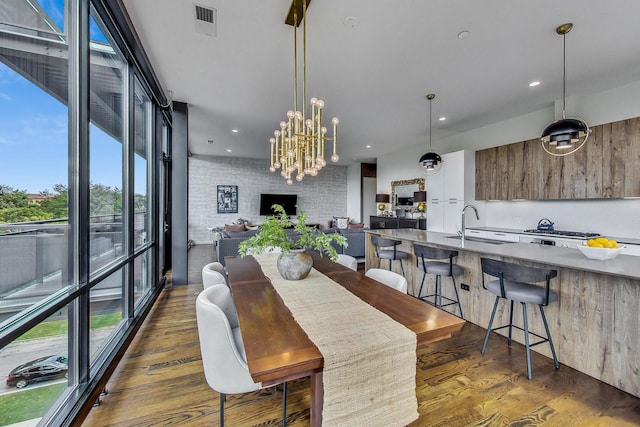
top-left (6, 355), bottom-right (68, 389)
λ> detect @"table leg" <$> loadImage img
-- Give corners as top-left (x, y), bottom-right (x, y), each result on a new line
top-left (310, 370), bottom-right (323, 427)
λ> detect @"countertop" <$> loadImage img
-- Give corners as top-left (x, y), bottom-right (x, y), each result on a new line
top-left (367, 229), bottom-right (640, 281)
top-left (465, 226), bottom-right (640, 245)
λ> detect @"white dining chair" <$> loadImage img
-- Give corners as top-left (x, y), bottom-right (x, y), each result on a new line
top-left (202, 262), bottom-right (227, 289)
top-left (365, 268), bottom-right (408, 293)
top-left (196, 285), bottom-right (287, 426)
top-left (335, 254), bottom-right (358, 271)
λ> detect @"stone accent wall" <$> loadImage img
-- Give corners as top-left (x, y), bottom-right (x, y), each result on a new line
top-left (189, 155), bottom-right (348, 243)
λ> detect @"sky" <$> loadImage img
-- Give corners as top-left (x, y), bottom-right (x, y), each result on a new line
top-left (0, 0), bottom-right (145, 194)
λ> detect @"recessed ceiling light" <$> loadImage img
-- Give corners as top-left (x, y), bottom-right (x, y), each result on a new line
top-left (344, 16), bottom-right (358, 28)
top-left (231, 129), bottom-right (239, 133)
top-left (226, 149), bottom-right (232, 152)
top-left (457, 30), bottom-right (470, 39)
top-left (529, 80), bottom-right (541, 87)
top-left (439, 117), bottom-right (446, 121)
top-left (207, 139), bottom-right (214, 144)
top-left (365, 145), bottom-right (372, 148)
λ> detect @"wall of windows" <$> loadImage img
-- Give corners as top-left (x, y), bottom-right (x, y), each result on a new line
top-left (0, 1), bottom-right (170, 425)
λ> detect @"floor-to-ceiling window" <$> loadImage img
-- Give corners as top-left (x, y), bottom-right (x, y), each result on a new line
top-left (0, 1), bottom-right (170, 425)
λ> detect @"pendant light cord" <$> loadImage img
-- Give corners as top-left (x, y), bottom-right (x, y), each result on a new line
top-left (562, 31), bottom-right (566, 119)
top-left (429, 97), bottom-right (433, 149)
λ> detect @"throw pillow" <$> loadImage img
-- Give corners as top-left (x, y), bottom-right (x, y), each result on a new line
top-left (225, 223), bottom-right (247, 232)
top-left (334, 216), bottom-right (349, 229)
top-left (348, 222), bottom-right (364, 229)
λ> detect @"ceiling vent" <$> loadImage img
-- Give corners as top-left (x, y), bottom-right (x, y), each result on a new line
top-left (193, 4), bottom-right (217, 37)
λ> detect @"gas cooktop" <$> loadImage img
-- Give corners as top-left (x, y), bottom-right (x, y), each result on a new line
top-left (523, 229), bottom-right (601, 238)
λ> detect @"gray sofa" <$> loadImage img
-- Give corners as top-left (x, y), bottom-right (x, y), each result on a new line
top-left (216, 227), bottom-right (368, 266)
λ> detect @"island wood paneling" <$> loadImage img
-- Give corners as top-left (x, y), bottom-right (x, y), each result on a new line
top-left (476, 116), bottom-right (640, 200)
top-left (365, 233), bottom-right (640, 398)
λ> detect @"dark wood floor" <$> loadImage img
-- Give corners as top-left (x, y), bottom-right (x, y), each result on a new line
top-left (81, 245), bottom-right (640, 426)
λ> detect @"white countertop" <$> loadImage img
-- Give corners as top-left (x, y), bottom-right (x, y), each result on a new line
top-left (466, 226), bottom-right (640, 246)
top-left (368, 229), bottom-right (640, 281)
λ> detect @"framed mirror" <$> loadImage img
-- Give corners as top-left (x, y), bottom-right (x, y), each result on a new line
top-left (391, 178), bottom-right (425, 210)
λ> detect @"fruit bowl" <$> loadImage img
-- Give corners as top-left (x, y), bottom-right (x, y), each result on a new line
top-left (577, 244), bottom-right (622, 260)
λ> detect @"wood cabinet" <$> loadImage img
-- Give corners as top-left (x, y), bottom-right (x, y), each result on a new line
top-left (476, 116), bottom-right (640, 200)
top-left (369, 216), bottom-right (420, 230)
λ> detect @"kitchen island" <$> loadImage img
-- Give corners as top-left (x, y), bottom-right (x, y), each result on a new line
top-left (366, 229), bottom-right (640, 398)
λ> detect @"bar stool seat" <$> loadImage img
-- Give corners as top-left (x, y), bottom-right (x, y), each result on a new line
top-left (371, 235), bottom-right (410, 276)
top-left (480, 257), bottom-right (560, 380)
top-left (413, 244), bottom-right (464, 319)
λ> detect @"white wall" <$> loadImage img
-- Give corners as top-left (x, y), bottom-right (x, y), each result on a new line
top-left (377, 80), bottom-right (640, 239)
top-left (189, 156), bottom-right (348, 244)
top-left (346, 163), bottom-right (362, 223)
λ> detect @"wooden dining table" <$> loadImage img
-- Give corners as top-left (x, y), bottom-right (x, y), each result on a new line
top-left (226, 252), bottom-right (465, 426)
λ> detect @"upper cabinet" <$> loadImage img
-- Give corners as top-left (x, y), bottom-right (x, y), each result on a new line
top-left (476, 116), bottom-right (640, 200)
top-left (427, 150), bottom-right (475, 233)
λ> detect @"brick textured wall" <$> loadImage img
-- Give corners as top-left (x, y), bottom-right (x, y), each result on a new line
top-left (189, 155), bottom-right (348, 243)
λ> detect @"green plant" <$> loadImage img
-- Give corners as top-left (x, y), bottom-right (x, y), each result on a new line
top-left (238, 204), bottom-right (346, 261)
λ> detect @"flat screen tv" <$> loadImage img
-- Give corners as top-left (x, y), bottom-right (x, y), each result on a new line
top-left (259, 193), bottom-right (297, 216)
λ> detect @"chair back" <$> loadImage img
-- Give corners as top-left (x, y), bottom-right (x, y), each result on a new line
top-left (336, 254), bottom-right (358, 270)
top-left (480, 258), bottom-right (557, 304)
top-left (202, 268), bottom-right (227, 289)
top-left (481, 258), bottom-right (557, 283)
top-left (196, 285), bottom-right (261, 394)
top-left (413, 244), bottom-right (457, 261)
top-left (370, 235), bottom-right (401, 248)
top-left (365, 268), bottom-right (408, 293)
top-left (414, 244), bottom-right (457, 275)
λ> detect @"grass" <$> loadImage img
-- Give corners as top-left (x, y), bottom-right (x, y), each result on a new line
top-left (0, 383), bottom-right (66, 425)
top-left (17, 311), bottom-right (122, 341)
top-left (2, 312), bottom-right (122, 425)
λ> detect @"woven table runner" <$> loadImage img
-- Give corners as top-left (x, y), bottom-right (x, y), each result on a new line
top-left (253, 254), bottom-right (418, 427)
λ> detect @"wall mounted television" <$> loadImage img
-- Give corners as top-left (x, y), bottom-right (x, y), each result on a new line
top-left (259, 193), bottom-right (297, 216)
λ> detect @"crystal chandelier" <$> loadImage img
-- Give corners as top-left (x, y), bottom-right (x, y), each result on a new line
top-left (269, 0), bottom-right (339, 185)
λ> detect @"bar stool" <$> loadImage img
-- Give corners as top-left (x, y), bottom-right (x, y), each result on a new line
top-left (413, 244), bottom-right (464, 319)
top-left (480, 258), bottom-right (560, 380)
top-left (370, 235), bottom-right (410, 276)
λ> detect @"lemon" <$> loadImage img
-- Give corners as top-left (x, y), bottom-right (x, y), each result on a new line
top-left (595, 237), bottom-right (609, 245)
top-left (592, 243), bottom-right (604, 248)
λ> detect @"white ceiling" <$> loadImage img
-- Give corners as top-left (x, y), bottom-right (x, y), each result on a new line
top-left (122, 0), bottom-right (640, 165)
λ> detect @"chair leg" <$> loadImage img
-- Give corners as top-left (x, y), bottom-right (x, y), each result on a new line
top-left (508, 300), bottom-right (515, 345)
top-left (539, 305), bottom-right (560, 369)
top-left (450, 275), bottom-right (464, 319)
top-left (399, 259), bottom-right (406, 276)
top-left (436, 275), bottom-right (442, 308)
top-left (388, 259), bottom-right (392, 271)
top-left (523, 303), bottom-right (533, 380)
top-left (282, 382), bottom-right (287, 427)
top-left (482, 296), bottom-right (500, 354)
top-left (220, 392), bottom-right (225, 427)
top-left (417, 272), bottom-right (426, 299)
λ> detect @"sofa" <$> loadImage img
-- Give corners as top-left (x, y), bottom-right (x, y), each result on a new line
top-left (216, 227), bottom-right (368, 266)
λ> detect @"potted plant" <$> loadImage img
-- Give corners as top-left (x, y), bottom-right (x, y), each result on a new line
top-left (238, 204), bottom-right (347, 280)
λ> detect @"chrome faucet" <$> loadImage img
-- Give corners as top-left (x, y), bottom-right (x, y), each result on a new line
top-left (461, 204), bottom-right (479, 240)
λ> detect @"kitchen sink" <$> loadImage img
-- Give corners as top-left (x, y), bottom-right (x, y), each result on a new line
top-left (444, 235), bottom-right (516, 245)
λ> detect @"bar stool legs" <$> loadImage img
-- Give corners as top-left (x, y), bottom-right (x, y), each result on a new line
top-left (482, 295), bottom-right (560, 380)
top-left (419, 273), bottom-right (464, 319)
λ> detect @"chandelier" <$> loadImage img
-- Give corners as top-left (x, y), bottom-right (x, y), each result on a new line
top-left (269, 0), bottom-right (339, 185)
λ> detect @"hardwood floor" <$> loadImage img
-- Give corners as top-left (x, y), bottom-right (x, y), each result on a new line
top-left (81, 245), bottom-right (640, 426)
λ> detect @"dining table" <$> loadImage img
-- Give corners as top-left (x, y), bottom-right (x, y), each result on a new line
top-left (225, 251), bottom-right (466, 426)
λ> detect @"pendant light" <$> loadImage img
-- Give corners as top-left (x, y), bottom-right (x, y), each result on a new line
top-left (419, 93), bottom-right (442, 174)
top-left (541, 23), bottom-right (590, 156)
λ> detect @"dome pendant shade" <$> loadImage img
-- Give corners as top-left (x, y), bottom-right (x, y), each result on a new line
top-left (541, 117), bottom-right (590, 153)
top-left (419, 152), bottom-right (443, 171)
